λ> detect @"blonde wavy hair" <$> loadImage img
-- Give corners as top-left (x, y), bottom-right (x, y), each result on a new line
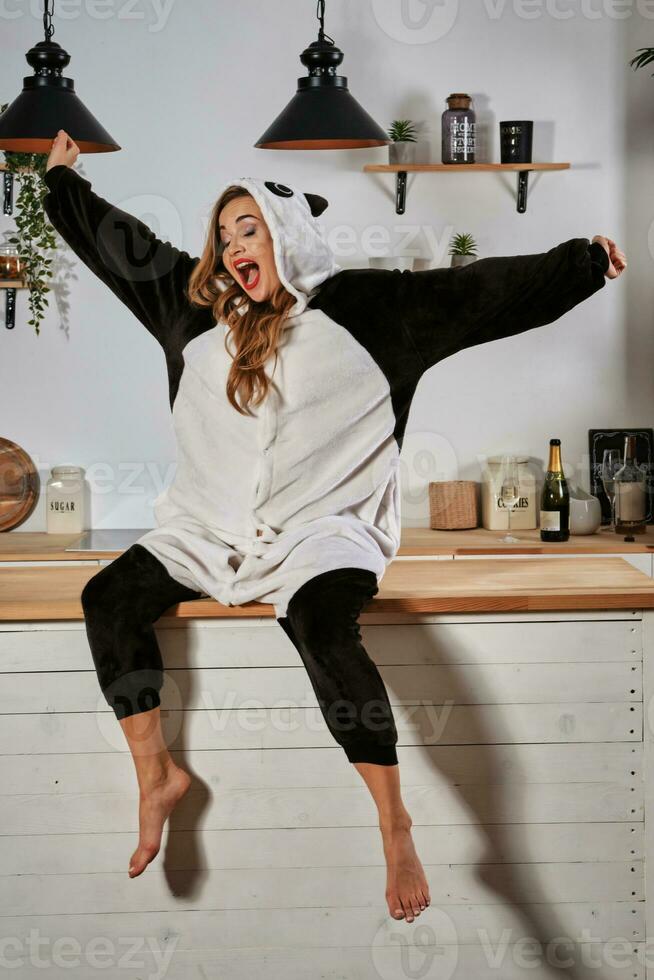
top-left (187, 185), bottom-right (297, 416)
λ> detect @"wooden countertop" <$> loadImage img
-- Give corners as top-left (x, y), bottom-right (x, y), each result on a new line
top-left (402, 525), bottom-right (654, 554)
top-left (1, 526), bottom-right (653, 562)
top-left (1, 556), bottom-right (654, 620)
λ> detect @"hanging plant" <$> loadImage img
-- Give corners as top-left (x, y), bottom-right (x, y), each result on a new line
top-left (1, 101), bottom-right (56, 335)
top-left (630, 47), bottom-right (654, 74)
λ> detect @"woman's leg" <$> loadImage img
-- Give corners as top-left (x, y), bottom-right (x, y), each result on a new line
top-left (80, 542), bottom-right (203, 877)
top-left (277, 566), bottom-right (431, 922)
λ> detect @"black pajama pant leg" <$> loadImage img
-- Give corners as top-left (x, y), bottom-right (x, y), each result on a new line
top-left (82, 546), bottom-right (399, 766)
top-left (277, 567), bottom-right (399, 767)
top-left (80, 542), bottom-right (203, 721)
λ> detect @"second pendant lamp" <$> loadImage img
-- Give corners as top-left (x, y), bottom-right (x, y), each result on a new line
top-left (255, 0), bottom-right (388, 151)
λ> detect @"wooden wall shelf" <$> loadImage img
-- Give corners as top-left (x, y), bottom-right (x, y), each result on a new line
top-left (362, 161), bottom-right (571, 214)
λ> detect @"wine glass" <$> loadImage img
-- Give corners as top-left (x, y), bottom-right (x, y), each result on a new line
top-left (499, 454), bottom-right (521, 543)
top-left (601, 449), bottom-right (622, 530)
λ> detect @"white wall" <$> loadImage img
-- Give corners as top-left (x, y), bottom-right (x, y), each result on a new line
top-left (1, 0), bottom-right (650, 530)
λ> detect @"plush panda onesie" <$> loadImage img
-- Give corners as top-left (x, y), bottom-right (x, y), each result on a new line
top-left (42, 165), bottom-right (610, 622)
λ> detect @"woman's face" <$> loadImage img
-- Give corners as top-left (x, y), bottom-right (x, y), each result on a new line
top-left (218, 194), bottom-right (281, 303)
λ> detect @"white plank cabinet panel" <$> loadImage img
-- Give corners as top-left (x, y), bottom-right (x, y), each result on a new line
top-left (0, 703), bottom-right (642, 754)
top-left (0, 617), bottom-right (640, 671)
top-left (0, 603), bottom-right (651, 979)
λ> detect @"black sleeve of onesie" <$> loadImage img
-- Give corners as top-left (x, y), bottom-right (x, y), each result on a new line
top-left (394, 237), bottom-right (610, 374)
top-left (42, 164), bottom-right (200, 349)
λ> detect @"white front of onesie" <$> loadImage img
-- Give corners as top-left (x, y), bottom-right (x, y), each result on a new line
top-left (136, 305), bottom-right (401, 619)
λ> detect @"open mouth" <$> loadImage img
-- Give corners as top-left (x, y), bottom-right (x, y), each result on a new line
top-left (234, 260), bottom-right (260, 290)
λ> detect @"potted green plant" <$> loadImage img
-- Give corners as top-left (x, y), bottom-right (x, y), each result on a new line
top-left (0, 101), bottom-right (56, 334)
top-left (448, 232), bottom-right (478, 268)
top-left (387, 119), bottom-right (418, 165)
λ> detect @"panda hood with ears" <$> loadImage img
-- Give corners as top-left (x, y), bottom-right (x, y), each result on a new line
top-left (216, 177), bottom-right (342, 319)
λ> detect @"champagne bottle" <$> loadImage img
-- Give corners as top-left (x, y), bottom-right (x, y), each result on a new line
top-left (614, 435), bottom-right (647, 535)
top-left (540, 438), bottom-right (569, 542)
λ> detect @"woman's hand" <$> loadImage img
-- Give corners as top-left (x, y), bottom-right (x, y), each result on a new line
top-left (45, 129), bottom-right (80, 173)
top-left (592, 235), bottom-right (627, 279)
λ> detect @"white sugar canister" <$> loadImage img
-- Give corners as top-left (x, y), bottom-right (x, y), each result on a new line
top-left (46, 465), bottom-right (86, 533)
top-left (481, 455), bottom-right (537, 530)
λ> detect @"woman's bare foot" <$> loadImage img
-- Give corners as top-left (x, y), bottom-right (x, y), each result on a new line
top-left (128, 762), bottom-right (191, 877)
top-left (380, 813), bottom-right (431, 922)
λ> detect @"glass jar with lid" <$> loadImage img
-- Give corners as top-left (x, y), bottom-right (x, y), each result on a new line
top-left (46, 465), bottom-right (86, 533)
top-left (0, 230), bottom-right (23, 281)
top-left (441, 93), bottom-right (476, 164)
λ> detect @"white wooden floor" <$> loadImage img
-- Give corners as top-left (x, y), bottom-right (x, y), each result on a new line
top-left (0, 608), bottom-right (650, 979)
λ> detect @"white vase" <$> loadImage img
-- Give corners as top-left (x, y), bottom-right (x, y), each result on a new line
top-left (450, 254), bottom-right (477, 268)
top-left (569, 486), bottom-right (603, 534)
top-left (388, 141), bottom-right (416, 165)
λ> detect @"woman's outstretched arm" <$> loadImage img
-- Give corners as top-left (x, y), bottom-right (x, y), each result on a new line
top-left (393, 236), bottom-right (624, 374)
top-left (42, 130), bottom-right (199, 349)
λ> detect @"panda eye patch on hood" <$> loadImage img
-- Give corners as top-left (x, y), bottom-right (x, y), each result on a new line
top-left (215, 177), bottom-right (341, 319)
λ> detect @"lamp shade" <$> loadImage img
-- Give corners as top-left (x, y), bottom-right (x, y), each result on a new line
top-left (255, 39), bottom-right (388, 150)
top-left (0, 41), bottom-right (120, 153)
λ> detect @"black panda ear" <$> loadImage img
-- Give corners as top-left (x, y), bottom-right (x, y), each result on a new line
top-left (304, 192), bottom-right (329, 217)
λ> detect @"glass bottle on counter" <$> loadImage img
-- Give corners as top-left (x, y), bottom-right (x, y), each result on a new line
top-left (614, 435), bottom-right (647, 535)
top-left (540, 438), bottom-right (569, 542)
top-left (46, 465), bottom-right (86, 534)
top-left (441, 93), bottom-right (476, 164)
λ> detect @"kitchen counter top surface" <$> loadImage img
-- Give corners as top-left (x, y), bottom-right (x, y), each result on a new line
top-left (1, 526), bottom-right (653, 562)
top-left (1, 555), bottom-right (654, 620)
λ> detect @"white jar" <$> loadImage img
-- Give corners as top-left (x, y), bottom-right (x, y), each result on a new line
top-left (46, 465), bottom-right (86, 533)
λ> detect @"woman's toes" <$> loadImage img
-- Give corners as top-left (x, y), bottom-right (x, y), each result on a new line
top-left (387, 893), bottom-right (405, 919)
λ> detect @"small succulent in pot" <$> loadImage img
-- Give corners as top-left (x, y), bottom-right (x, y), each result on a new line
top-left (387, 119), bottom-right (418, 165)
top-left (448, 232), bottom-right (478, 268)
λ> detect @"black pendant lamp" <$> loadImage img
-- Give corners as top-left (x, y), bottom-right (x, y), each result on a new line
top-left (0, 0), bottom-right (120, 153)
top-left (255, 0), bottom-right (389, 150)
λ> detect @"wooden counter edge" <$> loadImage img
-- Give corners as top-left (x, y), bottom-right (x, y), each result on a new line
top-left (3, 527), bottom-right (654, 560)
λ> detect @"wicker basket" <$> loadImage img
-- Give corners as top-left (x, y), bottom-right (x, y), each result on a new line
top-left (428, 480), bottom-right (479, 529)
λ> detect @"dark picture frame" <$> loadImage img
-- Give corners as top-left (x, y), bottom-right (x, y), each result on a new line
top-left (588, 428), bottom-right (654, 525)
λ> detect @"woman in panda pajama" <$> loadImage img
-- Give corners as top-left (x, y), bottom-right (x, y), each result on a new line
top-left (44, 129), bottom-right (626, 922)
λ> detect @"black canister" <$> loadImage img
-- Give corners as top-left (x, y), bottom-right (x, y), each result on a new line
top-left (499, 120), bottom-right (533, 163)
